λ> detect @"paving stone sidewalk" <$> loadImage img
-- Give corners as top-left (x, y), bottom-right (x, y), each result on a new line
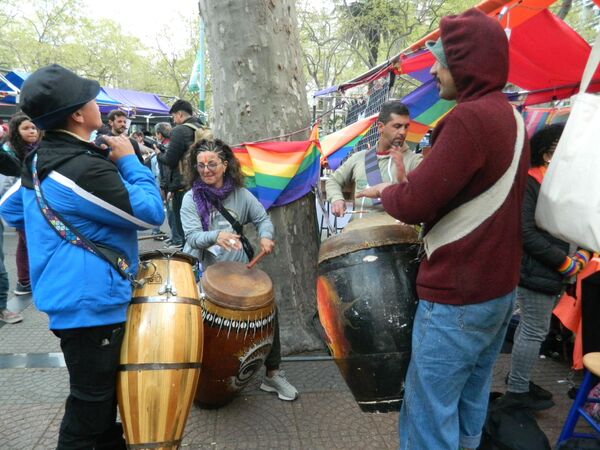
top-left (0, 230), bottom-right (584, 449)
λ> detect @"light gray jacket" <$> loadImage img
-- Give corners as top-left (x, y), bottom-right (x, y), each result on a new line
top-left (181, 187), bottom-right (274, 266)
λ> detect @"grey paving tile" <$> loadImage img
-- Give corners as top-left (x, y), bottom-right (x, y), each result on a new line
top-left (297, 434), bottom-right (395, 450)
top-left (0, 305), bottom-right (60, 354)
top-left (0, 403), bottom-right (62, 450)
top-left (0, 368), bottom-right (68, 404)
top-left (216, 440), bottom-right (304, 450)
top-left (182, 404), bottom-right (219, 446)
top-left (214, 394), bottom-right (300, 443)
top-left (292, 391), bottom-right (381, 440)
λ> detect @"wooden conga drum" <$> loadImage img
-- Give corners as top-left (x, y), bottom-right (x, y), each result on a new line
top-left (317, 218), bottom-right (420, 412)
top-left (195, 261), bottom-right (275, 408)
top-left (117, 250), bottom-right (203, 449)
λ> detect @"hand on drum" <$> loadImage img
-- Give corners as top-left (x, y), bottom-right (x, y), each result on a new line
top-left (356, 182), bottom-right (393, 200)
top-left (217, 231), bottom-right (241, 252)
top-left (331, 199), bottom-right (347, 217)
top-left (260, 237), bottom-right (275, 255)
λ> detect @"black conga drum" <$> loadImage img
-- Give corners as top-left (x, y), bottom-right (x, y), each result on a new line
top-left (317, 215), bottom-right (420, 412)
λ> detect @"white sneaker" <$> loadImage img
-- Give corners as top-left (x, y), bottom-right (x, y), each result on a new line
top-left (260, 370), bottom-right (298, 401)
top-left (0, 309), bottom-right (23, 324)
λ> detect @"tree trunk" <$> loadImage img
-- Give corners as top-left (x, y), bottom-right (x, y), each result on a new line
top-left (557, 0), bottom-right (573, 20)
top-left (199, 0), bottom-right (324, 354)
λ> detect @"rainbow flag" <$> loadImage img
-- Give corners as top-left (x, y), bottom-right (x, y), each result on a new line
top-left (319, 114), bottom-right (378, 170)
top-left (401, 79), bottom-right (455, 143)
top-left (233, 125), bottom-right (320, 210)
top-left (523, 106), bottom-right (571, 136)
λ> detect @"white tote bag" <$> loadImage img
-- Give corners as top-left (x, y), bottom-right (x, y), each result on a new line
top-left (535, 31), bottom-right (600, 252)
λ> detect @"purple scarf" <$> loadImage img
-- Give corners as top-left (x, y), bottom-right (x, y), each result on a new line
top-left (192, 177), bottom-right (235, 231)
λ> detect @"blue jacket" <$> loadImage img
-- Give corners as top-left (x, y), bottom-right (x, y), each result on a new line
top-left (0, 131), bottom-right (164, 329)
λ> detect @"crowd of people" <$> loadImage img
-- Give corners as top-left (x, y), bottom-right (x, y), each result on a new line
top-left (0, 6), bottom-right (594, 450)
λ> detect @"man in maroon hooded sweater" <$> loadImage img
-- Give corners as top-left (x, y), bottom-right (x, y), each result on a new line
top-left (358, 8), bottom-right (529, 450)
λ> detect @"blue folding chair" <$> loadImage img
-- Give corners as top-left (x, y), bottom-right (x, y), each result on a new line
top-left (557, 352), bottom-right (600, 446)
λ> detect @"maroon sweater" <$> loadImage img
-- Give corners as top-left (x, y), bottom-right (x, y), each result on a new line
top-left (381, 9), bottom-right (530, 305)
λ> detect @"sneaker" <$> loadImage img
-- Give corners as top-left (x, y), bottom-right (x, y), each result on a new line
top-left (504, 373), bottom-right (553, 400)
top-left (497, 391), bottom-right (555, 411)
top-left (13, 281), bottom-right (32, 296)
top-left (0, 309), bottom-right (23, 324)
top-left (164, 242), bottom-right (183, 249)
top-left (260, 370), bottom-right (298, 401)
top-left (529, 381), bottom-right (553, 401)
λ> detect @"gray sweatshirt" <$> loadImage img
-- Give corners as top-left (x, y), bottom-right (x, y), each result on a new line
top-left (181, 187), bottom-right (274, 266)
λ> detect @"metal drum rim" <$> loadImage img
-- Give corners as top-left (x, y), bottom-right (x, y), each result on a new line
top-left (139, 249), bottom-right (198, 265)
top-left (318, 224), bottom-right (420, 264)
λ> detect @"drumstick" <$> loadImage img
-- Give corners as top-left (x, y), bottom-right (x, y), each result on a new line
top-left (246, 249), bottom-right (267, 269)
top-left (347, 210), bottom-right (371, 214)
top-left (137, 234), bottom-right (168, 241)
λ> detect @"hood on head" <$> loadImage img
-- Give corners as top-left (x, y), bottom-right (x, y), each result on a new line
top-left (439, 8), bottom-right (509, 102)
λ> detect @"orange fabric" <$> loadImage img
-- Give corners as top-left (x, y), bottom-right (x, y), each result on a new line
top-left (527, 165), bottom-right (546, 184)
top-left (553, 258), bottom-right (600, 369)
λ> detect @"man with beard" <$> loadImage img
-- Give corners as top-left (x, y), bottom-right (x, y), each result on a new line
top-left (357, 9), bottom-right (529, 449)
top-left (326, 100), bottom-right (421, 219)
top-left (95, 110), bottom-right (144, 163)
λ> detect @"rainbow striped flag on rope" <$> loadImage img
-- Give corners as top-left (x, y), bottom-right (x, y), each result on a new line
top-left (233, 125), bottom-right (320, 210)
top-left (319, 114), bottom-right (378, 170)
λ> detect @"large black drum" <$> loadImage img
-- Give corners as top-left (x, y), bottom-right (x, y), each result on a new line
top-left (317, 216), bottom-right (420, 413)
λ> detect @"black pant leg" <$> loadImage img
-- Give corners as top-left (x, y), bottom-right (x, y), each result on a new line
top-left (172, 190), bottom-right (186, 245)
top-left (54, 323), bottom-right (126, 450)
top-left (264, 308), bottom-right (281, 371)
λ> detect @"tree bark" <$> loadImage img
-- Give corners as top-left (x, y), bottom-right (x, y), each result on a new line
top-left (557, 0), bottom-right (573, 20)
top-left (199, 0), bottom-right (324, 354)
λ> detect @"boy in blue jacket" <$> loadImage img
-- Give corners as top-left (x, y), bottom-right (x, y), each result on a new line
top-left (0, 65), bottom-right (164, 449)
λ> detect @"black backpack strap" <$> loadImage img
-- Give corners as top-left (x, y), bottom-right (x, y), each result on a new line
top-left (209, 200), bottom-right (255, 261)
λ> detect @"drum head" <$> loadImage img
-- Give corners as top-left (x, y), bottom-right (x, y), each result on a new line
top-left (202, 262), bottom-right (273, 310)
top-left (139, 249), bottom-right (197, 266)
top-left (343, 212), bottom-right (401, 232)
top-left (318, 222), bottom-right (419, 264)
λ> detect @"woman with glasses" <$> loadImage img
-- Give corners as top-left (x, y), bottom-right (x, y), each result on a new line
top-left (180, 138), bottom-right (298, 401)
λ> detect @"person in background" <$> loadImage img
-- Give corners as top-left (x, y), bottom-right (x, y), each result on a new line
top-left (95, 110), bottom-right (144, 163)
top-left (154, 100), bottom-right (204, 248)
top-left (0, 174), bottom-right (23, 324)
top-left (180, 138), bottom-right (298, 402)
top-left (502, 123), bottom-right (591, 410)
top-left (7, 112), bottom-right (40, 296)
top-left (130, 131), bottom-right (154, 162)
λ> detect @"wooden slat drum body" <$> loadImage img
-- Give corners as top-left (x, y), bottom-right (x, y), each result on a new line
top-left (196, 261), bottom-right (275, 408)
top-left (117, 250), bottom-right (203, 450)
top-left (317, 219), bottom-right (420, 413)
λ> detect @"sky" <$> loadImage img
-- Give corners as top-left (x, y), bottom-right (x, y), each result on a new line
top-left (83, 0), bottom-right (200, 50)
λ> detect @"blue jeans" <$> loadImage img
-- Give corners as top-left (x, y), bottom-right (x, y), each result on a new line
top-left (0, 221), bottom-right (9, 310)
top-left (399, 291), bottom-right (515, 450)
top-left (508, 286), bottom-right (561, 393)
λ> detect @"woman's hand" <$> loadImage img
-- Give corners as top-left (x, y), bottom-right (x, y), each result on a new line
top-left (217, 231), bottom-right (241, 252)
top-left (260, 237), bottom-right (275, 255)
